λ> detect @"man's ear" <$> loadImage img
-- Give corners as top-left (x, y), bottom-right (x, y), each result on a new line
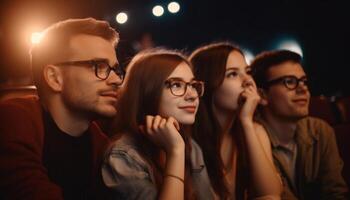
top-left (258, 88), bottom-right (268, 106)
top-left (43, 65), bottom-right (63, 92)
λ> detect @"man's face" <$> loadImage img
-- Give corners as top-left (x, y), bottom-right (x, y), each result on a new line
top-left (60, 34), bottom-right (122, 118)
top-left (263, 61), bottom-right (310, 121)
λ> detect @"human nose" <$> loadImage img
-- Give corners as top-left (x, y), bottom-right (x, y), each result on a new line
top-left (242, 76), bottom-right (255, 88)
top-left (296, 79), bottom-right (309, 93)
top-left (107, 68), bottom-right (124, 86)
top-left (184, 84), bottom-right (198, 100)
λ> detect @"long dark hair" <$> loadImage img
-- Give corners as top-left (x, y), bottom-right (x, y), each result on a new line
top-left (110, 48), bottom-right (195, 199)
top-left (189, 42), bottom-right (247, 199)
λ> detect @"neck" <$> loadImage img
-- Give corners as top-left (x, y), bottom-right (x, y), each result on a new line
top-left (212, 104), bottom-right (236, 136)
top-left (45, 97), bottom-right (90, 137)
top-left (262, 111), bottom-right (297, 145)
top-left (212, 104), bottom-right (238, 169)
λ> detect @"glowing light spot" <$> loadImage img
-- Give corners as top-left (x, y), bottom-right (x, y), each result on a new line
top-left (242, 49), bottom-right (254, 65)
top-left (31, 32), bottom-right (44, 44)
top-left (153, 5), bottom-right (164, 17)
top-left (168, 2), bottom-right (180, 13)
top-left (277, 40), bottom-right (303, 57)
top-left (116, 12), bottom-right (128, 24)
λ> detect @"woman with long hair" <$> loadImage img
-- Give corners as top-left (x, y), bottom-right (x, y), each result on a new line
top-left (189, 42), bottom-right (282, 199)
top-left (102, 48), bottom-right (215, 200)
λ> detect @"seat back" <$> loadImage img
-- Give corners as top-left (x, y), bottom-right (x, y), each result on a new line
top-left (0, 85), bottom-right (38, 101)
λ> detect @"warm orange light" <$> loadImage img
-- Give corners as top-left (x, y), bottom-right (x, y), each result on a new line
top-left (31, 32), bottom-right (44, 44)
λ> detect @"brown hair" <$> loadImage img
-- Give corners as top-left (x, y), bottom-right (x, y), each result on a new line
top-left (29, 17), bottom-right (119, 95)
top-left (189, 42), bottom-right (246, 199)
top-left (110, 48), bottom-right (196, 199)
top-left (250, 49), bottom-right (302, 89)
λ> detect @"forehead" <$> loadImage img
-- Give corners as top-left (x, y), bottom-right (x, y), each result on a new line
top-left (226, 50), bottom-right (247, 69)
top-left (267, 61), bottom-right (306, 79)
top-left (68, 34), bottom-right (117, 63)
top-left (167, 61), bottom-right (194, 80)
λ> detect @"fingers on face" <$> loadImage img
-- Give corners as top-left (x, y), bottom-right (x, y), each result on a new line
top-left (167, 116), bottom-right (180, 131)
top-left (145, 115), bottom-right (180, 134)
top-left (241, 86), bottom-right (261, 103)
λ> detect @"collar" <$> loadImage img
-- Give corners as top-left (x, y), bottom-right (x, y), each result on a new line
top-left (258, 116), bottom-right (317, 148)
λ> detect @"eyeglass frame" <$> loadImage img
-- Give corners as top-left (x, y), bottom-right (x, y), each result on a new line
top-left (164, 78), bottom-right (205, 97)
top-left (53, 58), bottom-right (125, 84)
top-left (265, 75), bottom-right (308, 90)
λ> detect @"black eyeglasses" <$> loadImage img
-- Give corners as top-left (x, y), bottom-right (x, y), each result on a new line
top-left (54, 59), bottom-right (125, 84)
top-left (266, 75), bottom-right (308, 90)
top-left (164, 78), bottom-right (204, 97)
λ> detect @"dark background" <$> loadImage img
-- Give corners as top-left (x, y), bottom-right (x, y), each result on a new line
top-left (0, 0), bottom-right (348, 96)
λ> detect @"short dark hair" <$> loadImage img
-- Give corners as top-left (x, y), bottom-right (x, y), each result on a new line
top-left (251, 50), bottom-right (302, 89)
top-left (30, 18), bottom-right (119, 93)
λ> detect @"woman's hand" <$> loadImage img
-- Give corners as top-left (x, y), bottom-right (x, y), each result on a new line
top-left (238, 80), bottom-right (261, 123)
top-left (143, 115), bottom-right (184, 154)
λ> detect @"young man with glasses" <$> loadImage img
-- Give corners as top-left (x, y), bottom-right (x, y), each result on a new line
top-left (0, 18), bottom-right (124, 200)
top-left (251, 50), bottom-right (348, 199)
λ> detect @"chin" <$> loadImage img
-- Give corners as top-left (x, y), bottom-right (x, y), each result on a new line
top-left (97, 106), bottom-right (117, 118)
top-left (177, 117), bottom-right (195, 125)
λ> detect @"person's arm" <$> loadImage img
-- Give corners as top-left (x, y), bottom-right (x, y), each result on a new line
top-left (317, 121), bottom-right (348, 199)
top-left (102, 145), bottom-right (158, 200)
top-left (0, 101), bottom-right (64, 200)
top-left (238, 83), bottom-right (282, 199)
top-left (144, 115), bottom-right (185, 200)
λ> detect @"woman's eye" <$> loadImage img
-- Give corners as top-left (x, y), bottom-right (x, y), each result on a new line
top-left (226, 71), bottom-right (238, 78)
top-left (171, 82), bottom-right (183, 88)
top-left (246, 69), bottom-right (253, 75)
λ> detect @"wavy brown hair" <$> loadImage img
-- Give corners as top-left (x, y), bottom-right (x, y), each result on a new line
top-left (109, 48), bottom-right (196, 199)
top-left (189, 42), bottom-right (248, 199)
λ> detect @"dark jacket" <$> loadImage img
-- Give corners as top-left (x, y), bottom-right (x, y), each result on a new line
top-left (0, 96), bottom-right (110, 200)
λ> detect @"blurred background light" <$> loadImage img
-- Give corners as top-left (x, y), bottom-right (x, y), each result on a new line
top-left (31, 32), bottom-right (44, 44)
top-left (152, 5), bottom-right (164, 17)
top-left (276, 39), bottom-right (303, 57)
top-left (242, 49), bottom-right (254, 65)
top-left (116, 12), bottom-right (128, 24)
top-left (168, 2), bottom-right (180, 13)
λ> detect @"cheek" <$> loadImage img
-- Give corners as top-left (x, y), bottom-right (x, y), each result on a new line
top-left (214, 82), bottom-right (241, 108)
top-left (268, 90), bottom-right (290, 109)
top-left (158, 94), bottom-right (178, 117)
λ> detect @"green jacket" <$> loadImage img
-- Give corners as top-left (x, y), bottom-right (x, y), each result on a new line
top-left (260, 117), bottom-right (348, 200)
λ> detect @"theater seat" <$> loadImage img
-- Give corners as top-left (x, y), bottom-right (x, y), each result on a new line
top-left (309, 96), bottom-right (339, 125)
top-left (334, 124), bottom-right (350, 187)
top-left (0, 85), bottom-right (38, 101)
top-left (336, 97), bottom-right (350, 124)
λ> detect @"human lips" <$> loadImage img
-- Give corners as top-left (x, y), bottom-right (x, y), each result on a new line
top-left (292, 98), bottom-right (308, 106)
top-left (179, 105), bottom-right (197, 113)
top-left (100, 90), bottom-right (118, 100)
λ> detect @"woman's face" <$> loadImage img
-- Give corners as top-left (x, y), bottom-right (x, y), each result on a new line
top-left (158, 62), bottom-right (200, 125)
top-left (213, 50), bottom-right (255, 112)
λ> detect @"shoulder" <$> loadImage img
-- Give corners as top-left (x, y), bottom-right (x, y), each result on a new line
top-left (0, 96), bottom-right (41, 114)
top-left (253, 122), bottom-right (270, 141)
top-left (0, 97), bottom-right (44, 141)
top-left (102, 135), bottom-right (154, 187)
top-left (106, 135), bottom-right (150, 172)
top-left (297, 116), bottom-right (335, 138)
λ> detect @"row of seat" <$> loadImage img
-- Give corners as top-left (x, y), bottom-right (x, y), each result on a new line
top-left (309, 96), bottom-right (350, 125)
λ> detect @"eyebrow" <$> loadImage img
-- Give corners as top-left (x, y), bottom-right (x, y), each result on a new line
top-left (92, 58), bottom-right (119, 66)
top-left (226, 66), bottom-right (251, 71)
top-left (167, 77), bottom-right (195, 81)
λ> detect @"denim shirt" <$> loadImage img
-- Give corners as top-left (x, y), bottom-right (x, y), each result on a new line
top-left (102, 135), bottom-right (217, 200)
